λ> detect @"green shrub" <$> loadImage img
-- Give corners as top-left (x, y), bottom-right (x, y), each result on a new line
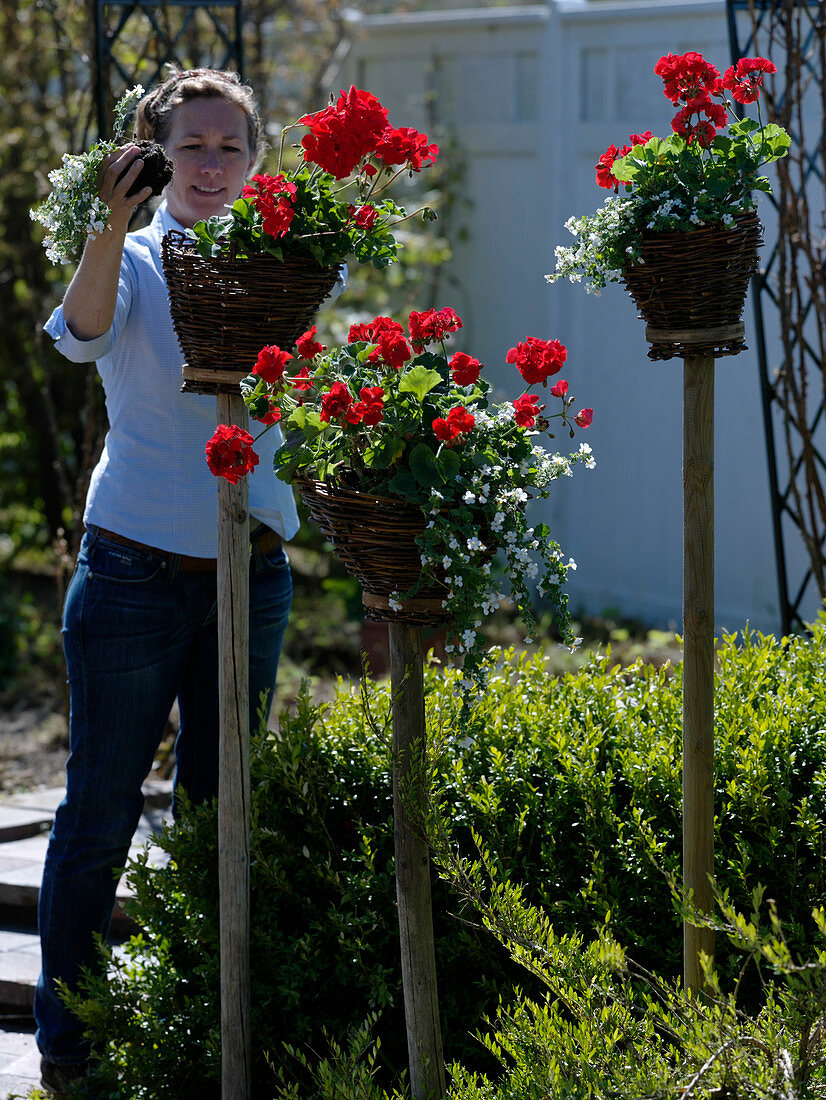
top-left (67, 621), bottom-right (826, 1096)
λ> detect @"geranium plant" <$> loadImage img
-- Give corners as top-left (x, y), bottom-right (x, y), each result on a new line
top-left (185, 85), bottom-right (439, 270)
top-left (30, 86), bottom-right (173, 265)
top-left (206, 310), bottom-right (595, 682)
top-left (546, 52), bottom-right (790, 293)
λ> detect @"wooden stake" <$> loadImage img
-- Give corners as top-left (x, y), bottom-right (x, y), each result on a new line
top-left (388, 622), bottom-right (446, 1100)
top-left (216, 392), bottom-right (252, 1099)
top-left (682, 355), bottom-right (716, 991)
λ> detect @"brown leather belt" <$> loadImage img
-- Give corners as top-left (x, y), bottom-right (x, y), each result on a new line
top-left (94, 526), bottom-right (281, 573)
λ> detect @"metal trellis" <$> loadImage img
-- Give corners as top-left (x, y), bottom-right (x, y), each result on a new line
top-left (727, 0), bottom-right (826, 634)
top-left (94, 0), bottom-right (244, 136)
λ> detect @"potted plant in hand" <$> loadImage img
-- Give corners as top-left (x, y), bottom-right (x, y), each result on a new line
top-left (30, 86), bottom-right (173, 265)
top-left (207, 309), bottom-right (595, 688)
top-left (546, 51), bottom-right (790, 360)
top-left (162, 85), bottom-right (440, 393)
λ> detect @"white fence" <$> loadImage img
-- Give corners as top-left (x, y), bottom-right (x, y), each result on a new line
top-left (337, 0), bottom-right (819, 635)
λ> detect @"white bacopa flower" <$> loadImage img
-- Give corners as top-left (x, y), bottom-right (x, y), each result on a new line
top-left (463, 491), bottom-right (476, 504)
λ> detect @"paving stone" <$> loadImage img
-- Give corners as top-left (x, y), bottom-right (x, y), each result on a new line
top-left (0, 808), bottom-right (52, 845)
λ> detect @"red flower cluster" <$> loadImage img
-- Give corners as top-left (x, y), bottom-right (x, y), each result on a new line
top-left (513, 393), bottom-right (543, 428)
top-left (374, 127), bottom-right (439, 172)
top-left (433, 405), bottom-right (475, 445)
top-left (205, 424), bottom-right (260, 484)
top-left (300, 86), bottom-right (438, 181)
top-left (595, 131), bottom-right (653, 191)
top-left (295, 326), bottom-right (326, 359)
top-left (408, 307), bottom-right (463, 350)
top-left (253, 344), bottom-right (293, 385)
top-left (348, 316), bottom-right (412, 369)
top-left (299, 87), bottom-right (389, 179)
top-left (319, 381), bottom-right (386, 426)
top-left (655, 51), bottom-right (772, 148)
top-left (351, 385), bottom-right (386, 426)
top-left (506, 337), bottom-right (567, 387)
top-left (655, 52), bottom-right (722, 105)
top-left (242, 174), bottom-right (297, 239)
top-left (450, 352), bottom-right (481, 387)
top-left (672, 97), bottom-right (728, 148)
top-left (722, 56), bottom-right (777, 104)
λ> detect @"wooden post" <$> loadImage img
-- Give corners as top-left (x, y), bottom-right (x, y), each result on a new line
top-left (216, 391), bottom-right (252, 1099)
top-left (388, 621), bottom-right (446, 1100)
top-left (682, 354), bottom-right (716, 991)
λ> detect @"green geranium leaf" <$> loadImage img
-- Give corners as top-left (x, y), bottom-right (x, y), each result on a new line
top-left (399, 365), bottom-right (443, 402)
top-left (730, 117), bottom-right (761, 136)
top-left (436, 447), bottom-right (460, 481)
top-left (409, 443), bottom-right (442, 487)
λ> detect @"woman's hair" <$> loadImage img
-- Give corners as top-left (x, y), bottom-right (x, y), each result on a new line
top-left (134, 67), bottom-right (263, 161)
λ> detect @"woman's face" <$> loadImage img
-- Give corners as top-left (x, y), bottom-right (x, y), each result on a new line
top-left (162, 96), bottom-right (255, 228)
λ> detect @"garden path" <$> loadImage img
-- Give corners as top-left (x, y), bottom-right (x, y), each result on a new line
top-left (0, 780), bottom-right (172, 1097)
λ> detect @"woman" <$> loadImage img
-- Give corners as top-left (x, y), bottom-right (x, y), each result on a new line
top-left (36, 69), bottom-right (298, 1091)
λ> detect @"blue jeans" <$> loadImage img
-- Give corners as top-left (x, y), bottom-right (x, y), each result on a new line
top-left (35, 525), bottom-right (292, 1064)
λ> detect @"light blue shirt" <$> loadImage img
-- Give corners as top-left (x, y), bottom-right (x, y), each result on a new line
top-left (45, 202), bottom-right (300, 557)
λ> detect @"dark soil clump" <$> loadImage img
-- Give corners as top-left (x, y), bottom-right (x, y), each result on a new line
top-left (120, 141), bottom-right (174, 197)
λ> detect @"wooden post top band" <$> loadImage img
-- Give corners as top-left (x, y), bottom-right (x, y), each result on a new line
top-left (363, 591), bottom-right (449, 625)
top-left (181, 364), bottom-right (248, 395)
top-left (645, 323), bottom-right (745, 346)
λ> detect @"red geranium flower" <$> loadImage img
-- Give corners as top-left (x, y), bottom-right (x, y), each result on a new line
top-left (292, 365), bottom-right (314, 391)
top-left (408, 307), bottom-right (463, 349)
top-left (300, 86), bottom-right (389, 179)
top-left (550, 379), bottom-right (569, 398)
top-left (295, 326), bottom-right (326, 359)
top-left (513, 393), bottom-right (543, 428)
top-left (358, 385), bottom-right (385, 425)
top-left (671, 97), bottom-right (727, 147)
top-left (320, 381), bottom-right (353, 423)
top-left (595, 144), bottom-right (622, 191)
top-left (348, 204), bottom-right (378, 230)
top-left (348, 316), bottom-right (405, 344)
top-left (374, 126), bottom-right (439, 172)
top-left (722, 56), bottom-right (777, 104)
top-left (433, 405), bottom-right (475, 444)
top-left (205, 424), bottom-right (259, 484)
top-left (574, 408), bottom-right (594, 428)
top-left (449, 351), bottom-right (481, 386)
top-left (369, 330), bottom-right (412, 370)
top-left (654, 51), bottom-right (722, 105)
top-left (242, 174), bottom-right (296, 239)
top-left (506, 337), bottom-right (567, 386)
top-left (253, 344), bottom-right (293, 385)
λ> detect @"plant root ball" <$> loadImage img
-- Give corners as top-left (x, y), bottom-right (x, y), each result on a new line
top-left (119, 141), bottom-right (174, 198)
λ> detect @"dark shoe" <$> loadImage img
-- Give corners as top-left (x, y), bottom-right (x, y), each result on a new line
top-left (40, 1056), bottom-right (89, 1096)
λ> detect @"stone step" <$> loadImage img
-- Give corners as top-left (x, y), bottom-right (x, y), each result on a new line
top-left (0, 1024), bottom-right (40, 1097)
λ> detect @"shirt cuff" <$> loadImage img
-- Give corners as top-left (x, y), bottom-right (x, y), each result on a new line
top-left (44, 305), bottom-right (114, 362)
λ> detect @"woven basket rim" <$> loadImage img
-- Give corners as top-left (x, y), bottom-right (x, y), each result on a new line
top-left (163, 229), bottom-right (334, 272)
top-left (296, 476), bottom-right (419, 512)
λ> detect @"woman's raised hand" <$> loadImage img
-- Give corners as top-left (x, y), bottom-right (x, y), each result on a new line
top-left (98, 144), bottom-right (153, 226)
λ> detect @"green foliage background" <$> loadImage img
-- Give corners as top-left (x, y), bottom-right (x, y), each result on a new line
top-left (66, 623), bottom-right (826, 1097)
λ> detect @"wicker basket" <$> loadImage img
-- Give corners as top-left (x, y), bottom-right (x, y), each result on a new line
top-left (296, 478), bottom-right (450, 626)
top-left (162, 231), bottom-right (339, 395)
top-left (622, 213), bottom-right (763, 361)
